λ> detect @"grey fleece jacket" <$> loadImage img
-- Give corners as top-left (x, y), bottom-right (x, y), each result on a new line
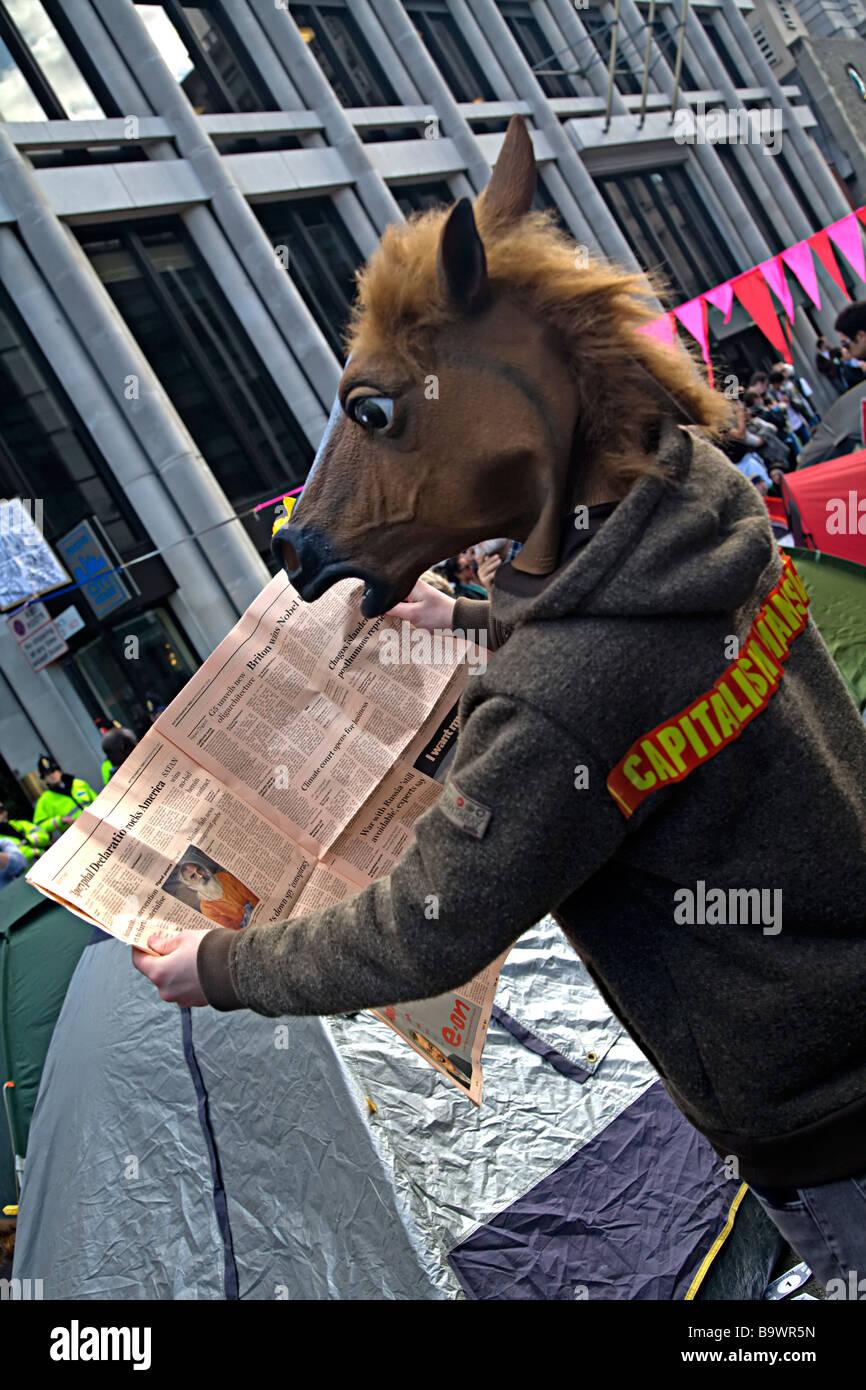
top-left (198, 419), bottom-right (866, 1186)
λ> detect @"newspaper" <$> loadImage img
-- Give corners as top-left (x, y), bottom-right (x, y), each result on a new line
top-left (27, 573), bottom-right (505, 1102)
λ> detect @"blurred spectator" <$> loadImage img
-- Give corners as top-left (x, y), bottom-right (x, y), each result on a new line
top-left (835, 302), bottom-right (866, 389)
top-left (0, 837), bottom-right (27, 889)
top-left (815, 337), bottom-right (848, 396)
top-left (443, 552), bottom-right (488, 599)
top-left (101, 726), bottom-right (138, 784)
top-left (769, 366), bottom-right (814, 446)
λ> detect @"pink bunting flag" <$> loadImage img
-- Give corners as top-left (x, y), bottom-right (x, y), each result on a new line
top-left (703, 282), bottom-right (734, 324)
top-left (826, 213), bottom-right (866, 284)
top-left (758, 257), bottom-right (794, 323)
top-left (674, 297), bottom-right (714, 387)
top-left (636, 313), bottom-right (677, 349)
top-left (780, 240), bottom-right (821, 311)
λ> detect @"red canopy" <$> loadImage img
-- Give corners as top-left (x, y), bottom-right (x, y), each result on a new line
top-left (782, 450), bottom-right (866, 565)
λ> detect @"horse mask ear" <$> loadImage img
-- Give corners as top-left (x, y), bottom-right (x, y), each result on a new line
top-left (479, 115), bottom-right (537, 225)
top-left (437, 198), bottom-right (488, 311)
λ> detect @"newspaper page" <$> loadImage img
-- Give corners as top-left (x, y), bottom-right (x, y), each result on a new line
top-left (27, 573), bottom-right (504, 1101)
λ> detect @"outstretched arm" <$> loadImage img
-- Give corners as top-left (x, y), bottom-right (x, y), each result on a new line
top-left (135, 694), bottom-right (626, 1015)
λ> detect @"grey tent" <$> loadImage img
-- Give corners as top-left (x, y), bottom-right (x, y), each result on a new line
top-left (798, 379), bottom-right (866, 468)
top-left (12, 915), bottom-right (781, 1299)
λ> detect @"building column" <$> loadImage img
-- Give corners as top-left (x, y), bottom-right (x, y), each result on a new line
top-left (227, 0), bottom-right (381, 259)
top-left (0, 640), bottom-right (105, 790)
top-left (448, 0), bottom-right (515, 98)
top-left (0, 229), bottom-right (244, 657)
top-left (91, 0), bottom-right (342, 419)
top-left (349, 0), bottom-right (426, 106)
top-left (614, 0), bottom-right (771, 267)
top-left (717, 0), bottom-right (850, 224)
top-left (681, 7), bottom-right (814, 245)
top-left (247, 0), bottom-right (405, 234)
top-left (464, 0), bottom-right (640, 265)
top-left (367, 0), bottom-right (493, 193)
top-left (0, 132), bottom-right (269, 623)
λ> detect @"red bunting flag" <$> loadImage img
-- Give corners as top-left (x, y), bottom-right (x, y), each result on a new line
top-left (732, 269), bottom-right (791, 360)
top-left (808, 229), bottom-right (850, 298)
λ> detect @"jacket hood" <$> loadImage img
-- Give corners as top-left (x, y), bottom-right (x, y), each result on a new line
top-left (495, 419), bottom-right (777, 628)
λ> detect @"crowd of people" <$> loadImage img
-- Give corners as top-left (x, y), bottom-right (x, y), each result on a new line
top-left (719, 302), bottom-right (866, 497)
top-left (421, 539), bottom-right (520, 602)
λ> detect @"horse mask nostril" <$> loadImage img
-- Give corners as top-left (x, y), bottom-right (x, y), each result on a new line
top-left (280, 540), bottom-right (299, 572)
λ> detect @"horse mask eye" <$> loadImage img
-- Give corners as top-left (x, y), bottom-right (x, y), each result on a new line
top-left (347, 395), bottom-right (393, 432)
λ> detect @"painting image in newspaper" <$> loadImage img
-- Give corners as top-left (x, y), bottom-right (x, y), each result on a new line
top-left (26, 572), bottom-right (506, 1102)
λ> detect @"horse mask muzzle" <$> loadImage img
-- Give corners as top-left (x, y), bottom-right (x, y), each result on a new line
top-left (274, 520), bottom-right (395, 618)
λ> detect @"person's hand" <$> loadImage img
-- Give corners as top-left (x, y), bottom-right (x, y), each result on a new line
top-left (387, 579), bottom-right (456, 632)
top-left (476, 552), bottom-right (501, 591)
top-left (132, 932), bottom-right (208, 1006)
top-left (61, 814), bottom-right (78, 825)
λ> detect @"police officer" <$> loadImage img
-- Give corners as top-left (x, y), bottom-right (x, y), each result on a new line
top-left (33, 755), bottom-right (98, 838)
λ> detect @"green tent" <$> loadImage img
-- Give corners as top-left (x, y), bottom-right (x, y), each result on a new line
top-left (0, 878), bottom-right (94, 1210)
top-left (790, 547), bottom-right (866, 712)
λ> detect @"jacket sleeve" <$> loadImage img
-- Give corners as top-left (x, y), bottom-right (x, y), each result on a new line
top-left (33, 794), bottom-right (62, 835)
top-left (197, 693), bottom-right (628, 1017)
top-left (452, 596), bottom-right (511, 653)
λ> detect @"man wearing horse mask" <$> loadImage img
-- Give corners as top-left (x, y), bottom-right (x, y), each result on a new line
top-left (135, 119), bottom-right (866, 1293)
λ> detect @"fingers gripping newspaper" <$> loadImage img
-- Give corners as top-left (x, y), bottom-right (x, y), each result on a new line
top-left (27, 574), bottom-right (506, 1102)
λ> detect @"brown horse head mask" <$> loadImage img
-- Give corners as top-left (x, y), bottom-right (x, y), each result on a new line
top-left (276, 116), bottom-right (726, 616)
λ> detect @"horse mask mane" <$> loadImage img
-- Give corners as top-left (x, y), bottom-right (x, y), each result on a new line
top-left (279, 116), bottom-right (728, 615)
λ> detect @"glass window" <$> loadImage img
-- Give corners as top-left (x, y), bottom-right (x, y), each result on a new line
top-left (135, 1), bottom-right (272, 113)
top-left (0, 32), bottom-right (46, 120)
top-left (69, 607), bottom-right (199, 737)
top-left (498, 2), bottom-right (577, 99)
top-left (0, 290), bottom-right (143, 560)
top-left (635, 6), bottom-right (702, 92)
top-left (696, 13), bottom-right (746, 89)
top-left (714, 145), bottom-right (784, 255)
top-left (773, 148), bottom-right (826, 231)
top-left (0, 0), bottom-right (103, 119)
top-left (291, 2), bottom-right (399, 107)
top-left (26, 143), bottom-right (150, 170)
top-left (405, 0), bottom-right (496, 102)
top-left (596, 165), bottom-right (739, 302)
top-left (395, 181), bottom-right (455, 216)
top-left (254, 198), bottom-right (363, 359)
top-left (577, 5), bottom-right (642, 96)
top-left (77, 220), bottom-right (314, 555)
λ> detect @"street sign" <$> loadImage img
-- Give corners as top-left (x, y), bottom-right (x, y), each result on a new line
top-left (6, 603), bottom-right (68, 672)
top-left (56, 518), bottom-right (133, 621)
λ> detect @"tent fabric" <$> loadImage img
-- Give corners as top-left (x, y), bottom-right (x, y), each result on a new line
top-left (14, 917), bottom-right (777, 1299)
top-left (797, 381), bottom-right (866, 469)
top-left (785, 548), bottom-right (866, 710)
top-left (0, 878), bottom-right (94, 1208)
top-left (782, 450), bottom-right (866, 565)
top-left (449, 1083), bottom-right (764, 1301)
